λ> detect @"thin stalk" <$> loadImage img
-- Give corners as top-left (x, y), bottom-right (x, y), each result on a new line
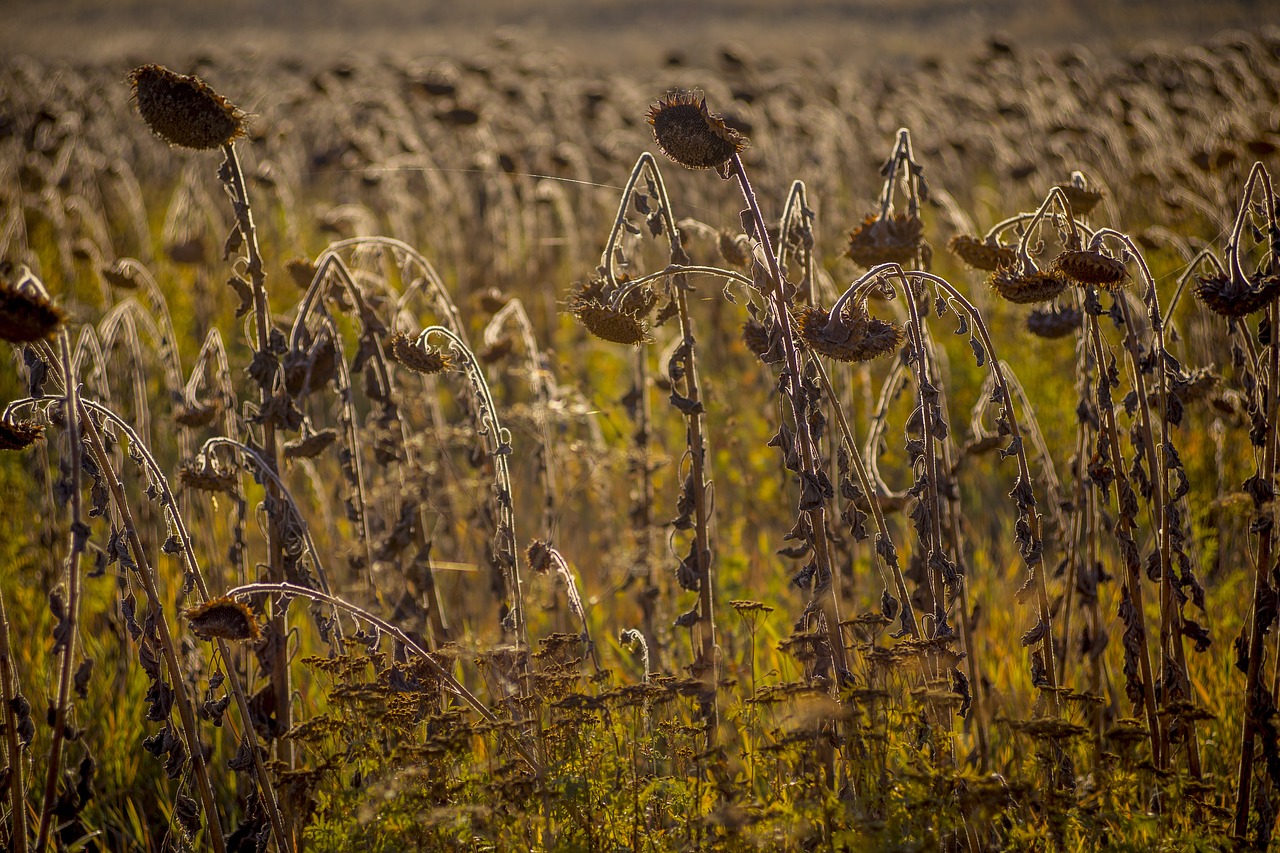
top-left (219, 141), bottom-right (292, 771)
top-left (1235, 295), bottom-right (1280, 840)
top-left (1085, 309), bottom-right (1162, 765)
top-left (809, 358), bottom-right (919, 639)
top-left (728, 152), bottom-right (850, 681)
top-left (78, 401), bottom-right (227, 853)
top-left (33, 333), bottom-right (85, 853)
top-left (0, 590), bottom-right (28, 853)
top-left (606, 153), bottom-right (719, 741)
top-left (1099, 228), bottom-right (1202, 777)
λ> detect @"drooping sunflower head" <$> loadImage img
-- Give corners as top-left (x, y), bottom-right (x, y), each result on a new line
top-left (947, 234), bottom-right (1017, 272)
top-left (989, 267), bottom-right (1069, 304)
top-left (647, 90), bottom-right (747, 172)
top-left (0, 262), bottom-right (64, 344)
top-left (186, 596), bottom-right (261, 642)
top-left (1054, 249), bottom-right (1129, 289)
top-left (129, 64), bottom-right (245, 150)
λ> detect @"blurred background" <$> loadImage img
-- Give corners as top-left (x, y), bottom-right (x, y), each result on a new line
top-left (2, 0), bottom-right (1273, 68)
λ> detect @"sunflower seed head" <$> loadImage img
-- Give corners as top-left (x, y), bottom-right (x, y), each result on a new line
top-left (130, 64), bottom-right (245, 150)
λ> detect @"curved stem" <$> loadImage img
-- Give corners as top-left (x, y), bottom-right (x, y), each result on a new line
top-left (34, 333), bottom-right (85, 853)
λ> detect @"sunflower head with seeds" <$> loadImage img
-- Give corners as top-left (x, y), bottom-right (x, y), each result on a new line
top-left (647, 90), bottom-right (748, 176)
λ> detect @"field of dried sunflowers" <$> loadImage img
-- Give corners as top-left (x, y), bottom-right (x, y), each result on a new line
top-left (3, 25), bottom-right (1280, 852)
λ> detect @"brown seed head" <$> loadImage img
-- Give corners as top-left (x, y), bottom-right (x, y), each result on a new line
top-left (478, 335), bottom-right (515, 365)
top-left (1055, 183), bottom-right (1103, 216)
top-left (130, 64), bottom-right (245, 150)
top-left (647, 90), bottom-right (747, 171)
top-left (797, 304), bottom-right (904, 363)
top-left (569, 279), bottom-right (650, 346)
top-left (526, 539), bottom-right (552, 574)
top-left (718, 231), bottom-right (753, 268)
top-left (0, 263), bottom-right (64, 343)
top-left (1054, 249), bottom-right (1129, 288)
top-left (186, 596), bottom-right (260, 642)
top-left (741, 316), bottom-right (782, 363)
top-left (474, 287), bottom-right (512, 315)
top-left (388, 331), bottom-right (453, 374)
top-left (0, 419), bottom-right (43, 451)
top-left (285, 257), bottom-right (318, 290)
top-left (1195, 272), bottom-right (1280, 318)
top-left (947, 234), bottom-right (1016, 272)
top-left (283, 428), bottom-right (338, 460)
top-left (845, 213), bottom-right (924, 269)
top-left (989, 267), bottom-right (1069, 304)
top-left (101, 261), bottom-right (140, 290)
top-left (173, 399), bottom-right (220, 429)
top-left (178, 460), bottom-right (239, 495)
top-left (1026, 304), bottom-right (1082, 339)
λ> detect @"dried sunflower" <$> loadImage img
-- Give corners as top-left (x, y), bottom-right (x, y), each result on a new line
top-left (1026, 304), bottom-right (1082, 339)
top-left (283, 428), bottom-right (338, 460)
top-left (989, 267), bottom-right (1068, 304)
top-left (1055, 182), bottom-right (1103, 216)
top-left (0, 419), bottom-right (43, 451)
top-left (186, 596), bottom-right (261, 642)
top-left (1054, 249), bottom-right (1128, 288)
top-left (797, 304), bottom-right (904, 363)
top-left (388, 331), bottom-right (453, 374)
top-left (568, 278), bottom-right (650, 346)
top-left (178, 460), bottom-right (239, 495)
top-left (1195, 272), bottom-right (1280, 318)
top-left (845, 213), bottom-right (924, 269)
top-left (129, 64), bottom-right (245, 150)
top-left (948, 234), bottom-right (1016, 272)
top-left (647, 90), bottom-right (747, 173)
top-left (0, 264), bottom-right (64, 343)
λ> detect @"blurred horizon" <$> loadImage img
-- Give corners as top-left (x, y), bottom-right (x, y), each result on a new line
top-left (3, 0), bottom-right (1275, 71)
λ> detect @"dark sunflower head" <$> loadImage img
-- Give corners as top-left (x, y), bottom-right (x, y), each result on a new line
top-left (947, 234), bottom-right (1017, 272)
top-left (568, 278), bottom-right (650, 346)
top-left (989, 267), bottom-right (1069, 304)
top-left (186, 596), bottom-right (260, 642)
top-left (1026, 304), bottom-right (1082, 339)
top-left (283, 428), bottom-right (338, 460)
top-left (647, 90), bottom-right (747, 172)
top-left (173, 399), bottom-right (220, 429)
top-left (741, 315), bottom-right (783, 363)
top-left (0, 263), bottom-right (64, 344)
top-left (797, 304), bottom-right (904, 363)
top-left (1054, 182), bottom-right (1103, 216)
top-left (178, 459), bottom-right (239, 495)
top-left (129, 64), bottom-right (245, 150)
top-left (388, 331), bottom-right (453, 374)
top-left (1195, 272), bottom-right (1280, 318)
top-left (526, 539), bottom-right (553, 574)
top-left (845, 213), bottom-right (925, 269)
top-left (0, 419), bottom-right (43, 451)
top-left (1054, 249), bottom-right (1128, 289)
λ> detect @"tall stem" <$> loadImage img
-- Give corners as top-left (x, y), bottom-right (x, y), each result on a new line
top-left (1236, 296), bottom-right (1280, 840)
top-left (219, 142), bottom-right (292, 771)
top-left (0, 590), bottom-right (27, 853)
top-left (34, 334), bottom-right (85, 853)
top-left (728, 153), bottom-right (850, 680)
top-left (1086, 311), bottom-right (1162, 765)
